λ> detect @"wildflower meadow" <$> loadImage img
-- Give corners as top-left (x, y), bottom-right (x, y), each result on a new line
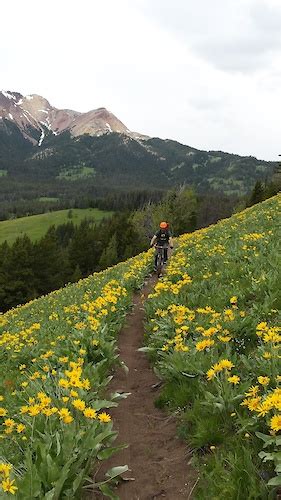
top-left (0, 250), bottom-right (153, 498)
top-left (144, 194), bottom-right (280, 499)
top-left (0, 194), bottom-right (280, 499)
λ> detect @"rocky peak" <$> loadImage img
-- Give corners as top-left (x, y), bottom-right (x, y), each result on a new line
top-left (0, 90), bottom-right (146, 145)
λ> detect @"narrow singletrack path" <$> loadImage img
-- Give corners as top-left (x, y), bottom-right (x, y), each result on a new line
top-left (94, 276), bottom-right (196, 499)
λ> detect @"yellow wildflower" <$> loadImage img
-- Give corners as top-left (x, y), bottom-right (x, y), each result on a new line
top-left (228, 375), bottom-right (240, 385)
top-left (219, 359), bottom-right (234, 370)
top-left (83, 408), bottom-right (97, 419)
top-left (270, 414), bottom-right (281, 432)
top-left (28, 405), bottom-right (41, 417)
top-left (72, 399), bottom-right (86, 411)
top-left (263, 352), bottom-right (272, 359)
top-left (98, 412), bottom-right (111, 423)
top-left (59, 379), bottom-right (70, 389)
top-left (1, 478), bottom-right (18, 495)
top-left (196, 339), bottom-right (215, 351)
top-left (258, 376), bottom-right (270, 386)
top-left (0, 463), bottom-right (12, 477)
top-left (16, 424), bottom-right (26, 433)
top-left (3, 419), bottom-right (15, 428)
top-left (245, 385), bottom-right (259, 397)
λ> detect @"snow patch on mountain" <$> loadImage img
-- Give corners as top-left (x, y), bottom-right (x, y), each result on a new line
top-left (2, 91), bottom-right (16, 100)
top-left (38, 128), bottom-right (45, 146)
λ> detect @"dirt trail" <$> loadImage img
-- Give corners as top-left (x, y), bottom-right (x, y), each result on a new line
top-left (94, 276), bottom-right (196, 499)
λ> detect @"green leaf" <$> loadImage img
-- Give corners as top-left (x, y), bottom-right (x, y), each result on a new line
top-left (276, 436), bottom-right (281, 446)
top-left (255, 431), bottom-right (275, 446)
top-left (55, 432), bottom-right (61, 457)
top-left (105, 465), bottom-right (129, 480)
top-left (111, 391), bottom-right (131, 401)
top-left (91, 399), bottom-right (118, 410)
top-left (99, 483), bottom-right (119, 499)
top-left (138, 347), bottom-right (154, 352)
top-left (17, 466), bottom-right (42, 499)
top-left (46, 454), bottom-right (60, 484)
top-left (44, 489), bottom-right (56, 500)
top-left (50, 455), bottom-right (76, 499)
top-left (214, 403), bottom-right (224, 410)
top-left (120, 361), bottom-right (129, 374)
top-left (72, 468), bottom-right (86, 494)
top-left (268, 475), bottom-right (281, 486)
top-left (181, 372), bottom-right (197, 378)
top-left (82, 427), bottom-right (116, 452)
top-left (97, 444), bottom-right (128, 461)
top-left (258, 451), bottom-right (274, 462)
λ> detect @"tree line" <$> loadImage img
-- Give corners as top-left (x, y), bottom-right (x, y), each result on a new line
top-left (0, 189), bottom-right (165, 221)
top-left (0, 187), bottom-right (238, 312)
top-left (0, 181), bottom-right (279, 313)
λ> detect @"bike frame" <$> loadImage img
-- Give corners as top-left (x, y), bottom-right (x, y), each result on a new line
top-left (155, 246), bottom-right (165, 277)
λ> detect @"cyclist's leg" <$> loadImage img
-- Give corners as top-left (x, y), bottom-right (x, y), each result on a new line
top-left (158, 248), bottom-right (164, 277)
top-left (154, 247), bottom-right (159, 271)
top-left (164, 246), bottom-right (168, 263)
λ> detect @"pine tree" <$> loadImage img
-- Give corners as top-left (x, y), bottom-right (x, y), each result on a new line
top-left (248, 181), bottom-right (265, 207)
top-left (99, 233), bottom-right (118, 269)
top-left (33, 227), bottom-right (70, 294)
top-left (0, 235), bottom-right (36, 310)
top-left (68, 220), bottom-right (98, 275)
top-left (71, 264), bottom-right (82, 283)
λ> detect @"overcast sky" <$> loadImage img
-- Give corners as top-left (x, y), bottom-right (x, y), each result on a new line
top-left (1, 0), bottom-right (281, 160)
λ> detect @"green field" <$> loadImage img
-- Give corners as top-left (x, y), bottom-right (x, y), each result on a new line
top-left (0, 208), bottom-right (113, 245)
top-left (57, 165), bottom-right (96, 181)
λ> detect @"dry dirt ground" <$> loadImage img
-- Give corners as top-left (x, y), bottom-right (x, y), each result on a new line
top-left (91, 276), bottom-right (197, 500)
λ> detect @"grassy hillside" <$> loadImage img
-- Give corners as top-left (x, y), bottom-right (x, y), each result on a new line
top-left (0, 208), bottom-right (113, 245)
top-left (0, 250), bottom-right (153, 498)
top-left (0, 196), bottom-right (280, 498)
top-left (145, 194), bottom-right (281, 498)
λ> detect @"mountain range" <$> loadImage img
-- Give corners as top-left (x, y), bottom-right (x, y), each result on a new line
top-left (0, 90), bottom-right (275, 209)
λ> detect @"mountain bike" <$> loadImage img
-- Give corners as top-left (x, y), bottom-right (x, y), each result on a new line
top-left (155, 245), bottom-right (165, 278)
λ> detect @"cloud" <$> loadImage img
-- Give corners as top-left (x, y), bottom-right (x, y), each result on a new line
top-left (137, 0), bottom-right (281, 72)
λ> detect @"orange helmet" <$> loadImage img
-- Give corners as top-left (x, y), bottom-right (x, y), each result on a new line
top-left (160, 221), bottom-right (168, 229)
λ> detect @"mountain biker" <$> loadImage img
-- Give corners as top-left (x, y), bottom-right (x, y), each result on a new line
top-left (150, 222), bottom-right (173, 270)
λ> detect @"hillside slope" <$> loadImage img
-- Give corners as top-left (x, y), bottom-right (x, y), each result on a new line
top-left (145, 194), bottom-right (281, 498)
top-left (0, 196), bottom-right (280, 497)
top-left (0, 250), bottom-right (153, 497)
